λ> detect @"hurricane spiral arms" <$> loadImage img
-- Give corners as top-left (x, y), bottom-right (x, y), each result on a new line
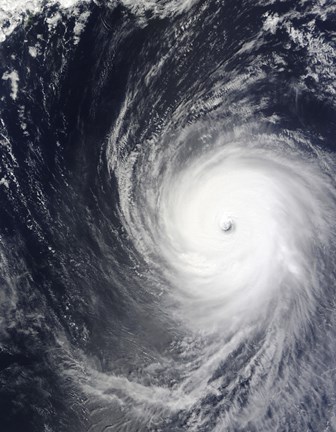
top-left (117, 133), bottom-right (335, 333)
top-left (89, 3), bottom-right (336, 429)
top-left (98, 119), bottom-right (336, 429)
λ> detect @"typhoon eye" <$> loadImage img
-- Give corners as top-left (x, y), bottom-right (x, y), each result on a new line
top-left (219, 216), bottom-right (233, 232)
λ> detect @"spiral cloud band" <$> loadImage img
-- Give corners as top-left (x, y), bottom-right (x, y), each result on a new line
top-left (102, 122), bottom-right (336, 430)
top-left (118, 132), bottom-right (335, 332)
top-left (3, 0), bottom-right (334, 430)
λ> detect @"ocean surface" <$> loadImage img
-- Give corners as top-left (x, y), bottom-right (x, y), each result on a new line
top-left (1, 1), bottom-right (336, 431)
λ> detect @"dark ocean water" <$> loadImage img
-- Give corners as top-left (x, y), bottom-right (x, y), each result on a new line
top-left (1, 1), bottom-right (336, 431)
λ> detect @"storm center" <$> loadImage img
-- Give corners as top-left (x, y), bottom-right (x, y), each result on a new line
top-left (219, 216), bottom-right (233, 232)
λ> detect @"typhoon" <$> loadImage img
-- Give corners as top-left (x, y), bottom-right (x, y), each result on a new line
top-left (1, 0), bottom-right (336, 431)
top-left (130, 140), bottom-right (335, 333)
